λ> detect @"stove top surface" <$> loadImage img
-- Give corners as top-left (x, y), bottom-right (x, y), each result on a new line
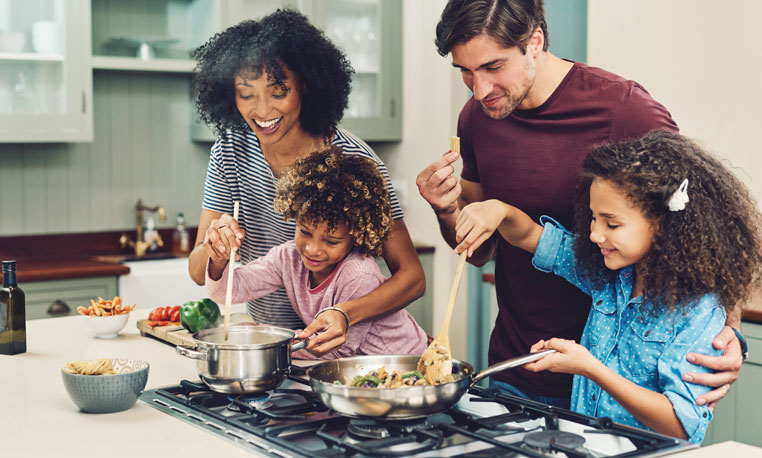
top-left (140, 369), bottom-right (697, 457)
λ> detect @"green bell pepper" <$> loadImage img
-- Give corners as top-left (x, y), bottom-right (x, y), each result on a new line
top-left (180, 298), bottom-right (221, 333)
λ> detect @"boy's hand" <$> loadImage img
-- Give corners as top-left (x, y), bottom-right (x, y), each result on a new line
top-left (295, 308), bottom-right (349, 356)
top-left (524, 338), bottom-right (595, 376)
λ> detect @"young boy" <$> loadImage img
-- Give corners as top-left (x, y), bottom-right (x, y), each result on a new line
top-left (205, 147), bottom-right (428, 359)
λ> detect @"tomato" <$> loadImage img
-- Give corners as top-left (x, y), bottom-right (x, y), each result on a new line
top-left (169, 309), bottom-right (180, 323)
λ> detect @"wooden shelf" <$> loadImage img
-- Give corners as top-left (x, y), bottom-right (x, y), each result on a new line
top-left (90, 55), bottom-right (195, 73)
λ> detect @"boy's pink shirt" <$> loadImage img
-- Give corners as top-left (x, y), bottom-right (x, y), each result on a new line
top-left (205, 240), bottom-right (428, 359)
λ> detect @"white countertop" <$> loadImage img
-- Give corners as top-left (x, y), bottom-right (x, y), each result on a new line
top-left (3, 312), bottom-right (761, 457)
top-left (1, 310), bottom-right (257, 457)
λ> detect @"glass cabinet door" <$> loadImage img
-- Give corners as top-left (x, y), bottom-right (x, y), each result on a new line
top-left (0, 0), bottom-right (92, 142)
top-left (305, 0), bottom-right (401, 141)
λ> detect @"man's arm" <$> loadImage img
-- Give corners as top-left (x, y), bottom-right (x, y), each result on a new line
top-left (415, 151), bottom-right (496, 266)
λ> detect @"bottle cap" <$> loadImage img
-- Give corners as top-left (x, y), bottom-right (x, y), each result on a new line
top-left (2, 260), bottom-right (17, 272)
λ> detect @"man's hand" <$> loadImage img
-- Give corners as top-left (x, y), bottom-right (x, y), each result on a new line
top-left (683, 326), bottom-right (742, 408)
top-left (295, 308), bottom-right (349, 357)
top-left (416, 151), bottom-right (461, 216)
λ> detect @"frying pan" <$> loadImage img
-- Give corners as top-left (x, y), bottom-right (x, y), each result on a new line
top-left (306, 350), bottom-right (554, 419)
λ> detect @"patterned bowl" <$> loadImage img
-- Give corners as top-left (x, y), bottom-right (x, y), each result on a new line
top-left (85, 313), bottom-right (129, 338)
top-left (61, 358), bottom-right (149, 413)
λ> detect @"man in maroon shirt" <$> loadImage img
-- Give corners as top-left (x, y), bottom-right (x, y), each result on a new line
top-left (417, 0), bottom-right (744, 408)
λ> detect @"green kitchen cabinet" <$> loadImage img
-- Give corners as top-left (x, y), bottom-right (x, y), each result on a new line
top-left (703, 321), bottom-right (762, 447)
top-left (23, 276), bottom-right (118, 320)
top-left (0, 0), bottom-right (93, 142)
top-left (376, 250), bottom-right (433, 336)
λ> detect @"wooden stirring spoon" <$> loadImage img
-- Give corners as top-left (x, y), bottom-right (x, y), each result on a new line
top-left (418, 136), bottom-right (466, 384)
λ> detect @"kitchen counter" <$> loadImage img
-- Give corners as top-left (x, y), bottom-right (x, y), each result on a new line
top-left (0, 310), bottom-right (259, 457)
top-left (3, 312), bottom-right (760, 457)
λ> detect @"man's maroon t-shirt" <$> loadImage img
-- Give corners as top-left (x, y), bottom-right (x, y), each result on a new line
top-left (458, 61), bottom-right (678, 397)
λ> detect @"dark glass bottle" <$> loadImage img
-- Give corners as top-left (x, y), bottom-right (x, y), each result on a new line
top-left (0, 260), bottom-right (26, 355)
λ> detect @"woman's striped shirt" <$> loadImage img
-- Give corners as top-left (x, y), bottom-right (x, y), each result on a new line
top-left (202, 127), bottom-right (403, 329)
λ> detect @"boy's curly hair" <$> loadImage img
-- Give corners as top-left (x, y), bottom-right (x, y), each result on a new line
top-left (273, 147), bottom-right (393, 257)
top-left (191, 9), bottom-right (353, 140)
top-left (572, 129), bottom-right (762, 313)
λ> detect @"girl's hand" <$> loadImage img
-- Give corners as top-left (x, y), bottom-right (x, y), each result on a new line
top-left (524, 338), bottom-right (596, 376)
top-left (295, 307), bottom-right (349, 356)
top-left (454, 199), bottom-right (507, 256)
top-left (202, 214), bottom-right (246, 264)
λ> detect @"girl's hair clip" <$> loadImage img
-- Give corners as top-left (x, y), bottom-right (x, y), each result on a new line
top-left (667, 179), bottom-right (689, 212)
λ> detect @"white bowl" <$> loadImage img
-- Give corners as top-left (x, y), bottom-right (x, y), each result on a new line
top-left (86, 314), bottom-right (129, 339)
top-left (0, 31), bottom-right (26, 53)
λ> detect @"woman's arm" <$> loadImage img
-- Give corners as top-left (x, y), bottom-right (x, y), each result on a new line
top-left (296, 219), bottom-right (425, 355)
top-left (189, 209), bottom-right (245, 285)
top-left (453, 199), bottom-right (543, 256)
top-left (525, 339), bottom-right (688, 440)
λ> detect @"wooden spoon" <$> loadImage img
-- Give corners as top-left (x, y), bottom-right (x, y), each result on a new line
top-left (223, 201), bottom-right (239, 341)
top-left (418, 136), bottom-right (465, 384)
top-left (418, 250), bottom-right (468, 384)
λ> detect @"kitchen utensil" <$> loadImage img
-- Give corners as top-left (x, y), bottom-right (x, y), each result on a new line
top-left (224, 201), bottom-right (239, 341)
top-left (176, 325), bottom-right (307, 393)
top-left (307, 350), bottom-right (555, 418)
top-left (61, 358), bottom-right (149, 413)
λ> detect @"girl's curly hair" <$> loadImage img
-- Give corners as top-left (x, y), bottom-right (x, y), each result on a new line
top-left (572, 129), bottom-right (762, 313)
top-left (273, 146), bottom-right (393, 257)
top-left (191, 9), bottom-right (353, 139)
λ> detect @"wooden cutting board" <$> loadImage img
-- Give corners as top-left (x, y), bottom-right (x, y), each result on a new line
top-left (136, 320), bottom-right (195, 347)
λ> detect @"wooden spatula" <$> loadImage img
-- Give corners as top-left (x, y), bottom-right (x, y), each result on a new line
top-left (418, 136), bottom-right (466, 384)
top-left (223, 201), bottom-right (239, 341)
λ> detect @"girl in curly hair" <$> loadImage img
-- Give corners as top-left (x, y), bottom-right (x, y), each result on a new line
top-left (451, 129), bottom-right (762, 443)
top-left (188, 10), bottom-right (424, 355)
top-left (205, 147), bottom-right (428, 359)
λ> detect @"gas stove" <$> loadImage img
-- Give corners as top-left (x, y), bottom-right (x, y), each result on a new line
top-left (140, 368), bottom-right (697, 457)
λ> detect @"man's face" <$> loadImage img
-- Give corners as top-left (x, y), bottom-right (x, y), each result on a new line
top-left (451, 34), bottom-right (537, 119)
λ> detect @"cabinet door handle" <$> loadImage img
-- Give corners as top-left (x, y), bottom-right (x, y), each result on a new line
top-left (47, 299), bottom-right (71, 316)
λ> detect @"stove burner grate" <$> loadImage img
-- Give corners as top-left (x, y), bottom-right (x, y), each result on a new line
top-left (524, 430), bottom-right (586, 454)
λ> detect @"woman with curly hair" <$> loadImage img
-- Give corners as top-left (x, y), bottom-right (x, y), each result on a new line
top-left (451, 130), bottom-right (762, 443)
top-left (205, 148), bottom-right (428, 358)
top-left (188, 9), bottom-right (425, 355)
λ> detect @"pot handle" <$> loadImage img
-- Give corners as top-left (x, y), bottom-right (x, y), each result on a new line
top-left (176, 345), bottom-right (208, 361)
top-left (469, 349), bottom-right (556, 387)
top-left (290, 339), bottom-right (308, 352)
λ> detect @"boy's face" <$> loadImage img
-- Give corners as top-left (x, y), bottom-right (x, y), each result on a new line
top-left (294, 220), bottom-right (354, 286)
top-left (588, 179), bottom-right (657, 272)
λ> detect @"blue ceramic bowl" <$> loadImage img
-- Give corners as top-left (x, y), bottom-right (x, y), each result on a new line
top-left (61, 358), bottom-right (149, 413)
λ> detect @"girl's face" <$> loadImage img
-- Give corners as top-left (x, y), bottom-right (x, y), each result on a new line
top-left (234, 65), bottom-right (304, 148)
top-left (588, 179), bottom-right (658, 272)
top-left (294, 220), bottom-right (354, 286)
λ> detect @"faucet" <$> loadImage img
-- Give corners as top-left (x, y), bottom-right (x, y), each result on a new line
top-left (120, 199), bottom-right (167, 257)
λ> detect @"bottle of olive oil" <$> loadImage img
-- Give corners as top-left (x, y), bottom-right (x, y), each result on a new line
top-left (0, 260), bottom-right (26, 355)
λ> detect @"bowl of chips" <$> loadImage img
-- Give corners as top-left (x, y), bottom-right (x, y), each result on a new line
top-left (61, 358), bottom-right (150, 413)
top-left (78, 296), bottom-right (135, 338)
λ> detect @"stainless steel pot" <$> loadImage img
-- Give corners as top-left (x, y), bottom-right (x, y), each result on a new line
top-left (176, 325), bottom-right (306, 394)
top-left (306, 350), bottom-right (554, 419)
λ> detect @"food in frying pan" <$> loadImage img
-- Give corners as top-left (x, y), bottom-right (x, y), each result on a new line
top-left (334, 365), bottom-right (456, 388)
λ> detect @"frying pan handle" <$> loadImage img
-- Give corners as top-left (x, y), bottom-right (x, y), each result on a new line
top-left (469, 349), bottom-right (556, 387)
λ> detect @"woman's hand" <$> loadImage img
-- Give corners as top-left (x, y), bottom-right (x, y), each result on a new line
top-left (203, 214), bottom-right (246, 264)
top-left (454, 200), bottom-right (507, 257)
top-left (524, 338), bottom-right (597, 376)
top-left (296, 308), bottom-right (349, 356)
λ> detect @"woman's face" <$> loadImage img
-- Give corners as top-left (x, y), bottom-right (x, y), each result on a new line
top-left (588, 179), bottom-right (657, 272)
top-left (234, 65), bottom-right (305, 147)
